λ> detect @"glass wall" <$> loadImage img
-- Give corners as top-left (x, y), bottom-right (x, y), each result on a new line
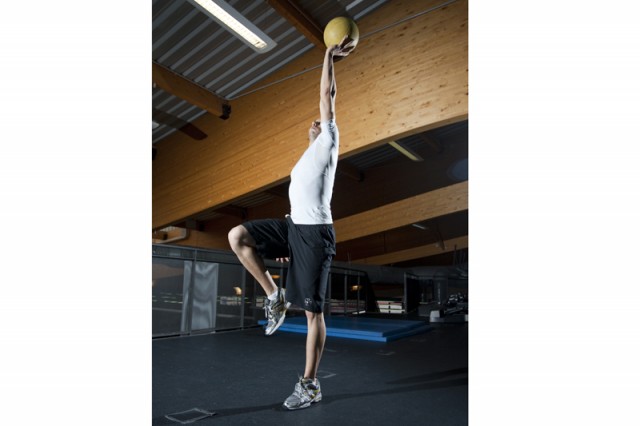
top-left (214, 263), bottom-right (245, 331)
top-left (152, 245), bottom-right (370, 338)
top-left (152, 257), bottom-right (187, 337)
top-left (328, 269), bottom-right (367, 315)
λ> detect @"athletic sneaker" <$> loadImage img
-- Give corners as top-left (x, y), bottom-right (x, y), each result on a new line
top-left (283, 378), bottom-right (322, 410)
top-left (264, 288), bottom-right (291, 336)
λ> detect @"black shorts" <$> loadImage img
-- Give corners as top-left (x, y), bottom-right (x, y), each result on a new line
top-left (243, 216), bottom-right (336, 313)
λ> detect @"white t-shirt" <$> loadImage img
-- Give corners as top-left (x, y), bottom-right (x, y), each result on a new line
top-left (288, 119), bottom-right (339, 224)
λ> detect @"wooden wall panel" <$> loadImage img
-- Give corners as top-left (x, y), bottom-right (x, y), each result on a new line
top-left (153, 0), bottom-right (468, 230)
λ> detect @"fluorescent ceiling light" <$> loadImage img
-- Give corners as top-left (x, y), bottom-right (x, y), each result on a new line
top-left (388, 141), bottom-right (424, 162)
top-left (346, 0), bottom-right (364, 10)
top-left (187, 0), bottom-right (277, 53)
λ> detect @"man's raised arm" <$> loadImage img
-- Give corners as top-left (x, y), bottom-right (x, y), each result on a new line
top-left (319, 37), bottom-right (355, 123)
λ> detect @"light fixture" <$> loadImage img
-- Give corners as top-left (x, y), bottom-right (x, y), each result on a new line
top-left (447, 158), bottom-right (468, 181)
top-left (346, 0), bottom-right (365, 11)
top-left (187, 0), bottom-right (277, 53)
top-left (388, 140), bottom-right (423, 162)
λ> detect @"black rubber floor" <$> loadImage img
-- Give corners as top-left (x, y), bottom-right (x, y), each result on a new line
top-left (152, 321), bottom-right (468, 425)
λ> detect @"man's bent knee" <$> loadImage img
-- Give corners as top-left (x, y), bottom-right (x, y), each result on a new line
top-left (228, 225), bottom-right (246, 250)
top-left (228, 225), bottom-right (255, 252)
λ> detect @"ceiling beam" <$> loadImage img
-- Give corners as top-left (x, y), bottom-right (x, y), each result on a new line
top-left (265, 0), bottom-right (325, 49)
top-left (151, 226), bottom-right (189, 244)
top-left (352, 235), bottom-right (468, 265)
top-left (152, 62), bottom-right (230, 119)
top-left (333, 181), bottom-right (468, 243)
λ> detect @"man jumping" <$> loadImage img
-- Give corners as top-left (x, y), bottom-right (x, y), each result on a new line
top-left (228, 36), bottom-right (354, 410)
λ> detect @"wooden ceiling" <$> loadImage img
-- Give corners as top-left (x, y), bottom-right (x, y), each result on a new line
top-left (152, 0), bottom-right (468, 269)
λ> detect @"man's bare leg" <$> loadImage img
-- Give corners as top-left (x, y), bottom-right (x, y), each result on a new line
top-left (304, 311), bottom-right (326, 379)
top-left (228, 224), bottom-right (278, 297)
top-left (283, 310), bottom-right (325, 410)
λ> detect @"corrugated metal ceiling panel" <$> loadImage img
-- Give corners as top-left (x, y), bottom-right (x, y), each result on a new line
top-left (302, 0), bottom-right (387, 25)
top-left (153, 0), bottom-right (311, 100)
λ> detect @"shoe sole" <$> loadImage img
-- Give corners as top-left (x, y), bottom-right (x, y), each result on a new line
top-left (265, 301), bottom-right (291, 336)
top-left (282, 394), bottom-right (322, 411)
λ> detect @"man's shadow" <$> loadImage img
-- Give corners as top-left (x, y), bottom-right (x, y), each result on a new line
top-left (154, 367), bottom-right (468, 424)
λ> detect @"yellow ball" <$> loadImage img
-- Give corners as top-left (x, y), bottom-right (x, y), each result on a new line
top-left (323, 17), bottom-right (359, 49)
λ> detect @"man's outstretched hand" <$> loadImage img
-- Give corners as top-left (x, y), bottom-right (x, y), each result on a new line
top-left (329, 35), bottom-right (356, 58)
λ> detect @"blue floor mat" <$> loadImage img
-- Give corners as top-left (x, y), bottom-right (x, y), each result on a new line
top-left (258, 316), bottom-right (431, 342)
